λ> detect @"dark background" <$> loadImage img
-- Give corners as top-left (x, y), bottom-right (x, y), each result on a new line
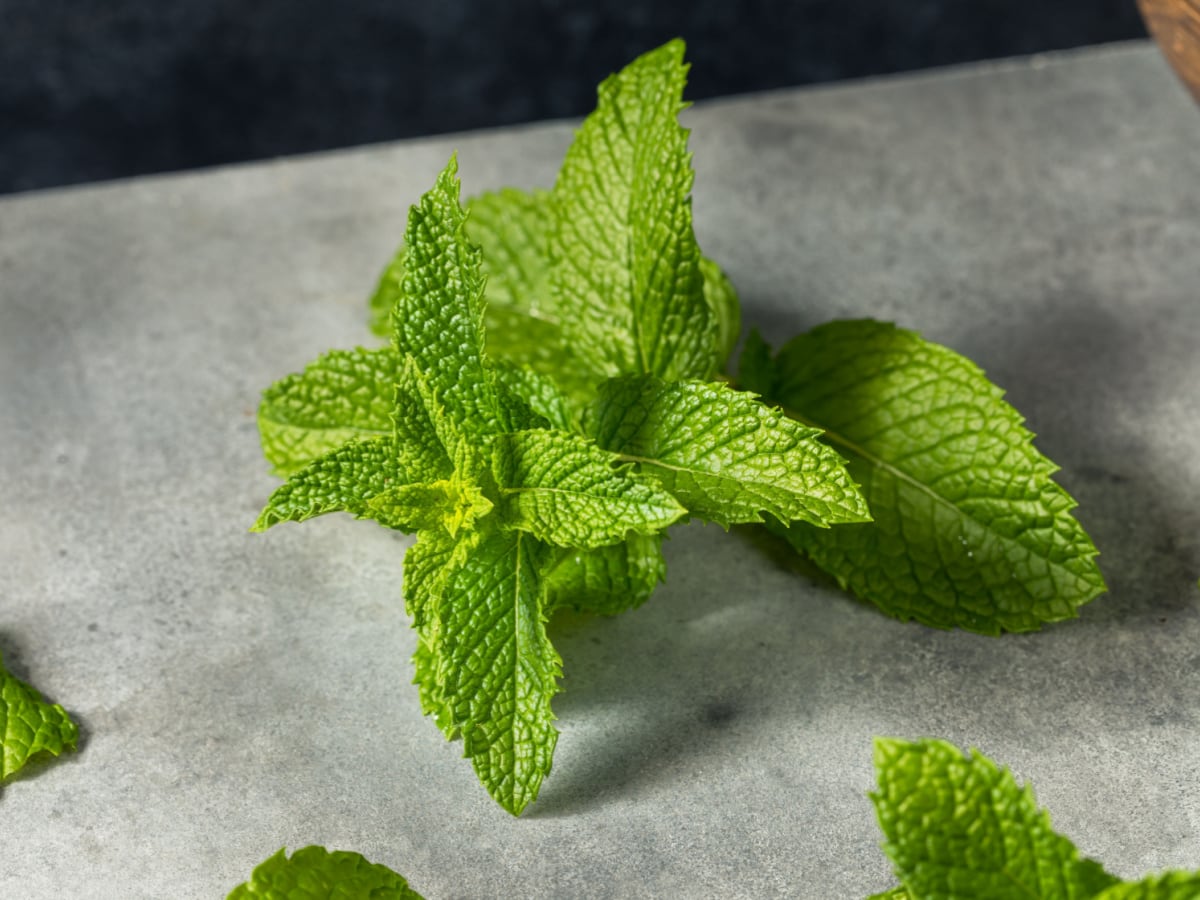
top-left (2, 0), bottom-right (1147, 195)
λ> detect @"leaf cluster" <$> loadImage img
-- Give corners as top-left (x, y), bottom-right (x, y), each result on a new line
top-left (254, 40), bottom-right (1105, 814)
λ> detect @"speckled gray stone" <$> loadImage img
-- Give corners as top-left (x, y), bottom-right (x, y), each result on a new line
top-left (1, 41), bottom-right (1198, 900)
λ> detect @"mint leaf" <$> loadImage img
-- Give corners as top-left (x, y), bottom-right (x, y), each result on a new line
top-left (1093, 873), bottom-right (1200, 899)
top-left (393, 155), bottom-right (500, 435)
top-left (700, 255), bottom-right (741, 371)
top-left (491, 361), bottom-right (577, 433)
top-left (1, 654), bottom-right (77, 781)
top-left (545, 533), bottom-right (666, 615)
top-left (743, 320), bottom-right (1106, 634)
top-left (494, 430), bottom-right (685, 548)
top-left (589, 375), bottom-right (869, 528)
top-left (866, 889), bottom-right (911, 900)
top-left (252, 437), bottom-right (400, 531)
top-left (436, 530), bottom-right (560, 816)
top-left (872, 737), bottom-right (1119, 900)
top-left (228, 845), bottom-right (423, 899)
top-left (549, 39), bottom-right (717, 382)
top-left (370, 477), bottom-right (493, 538)
top-left (258, 347), bottom-right (400, 477)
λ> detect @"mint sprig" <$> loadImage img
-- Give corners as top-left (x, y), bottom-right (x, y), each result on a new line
top-left (254, 39), bottom-right (1106, 814)
top-left (870, 739), bottom-right (1200, 900)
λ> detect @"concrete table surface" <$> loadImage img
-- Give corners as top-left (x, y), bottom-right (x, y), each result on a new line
top-left (2, 41), bottom-right (1199, 899)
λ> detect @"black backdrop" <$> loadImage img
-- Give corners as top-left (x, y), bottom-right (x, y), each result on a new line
top-left (2, 0), bottom-right (1146, 194)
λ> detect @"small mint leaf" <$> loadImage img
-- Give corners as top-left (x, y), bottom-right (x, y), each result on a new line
top-left (252, 437), bottom-right (402, 532)
top-left (369, 478), bottom-right (493, 539)
top-left (589, 375), bottom-right (869, 528)
top-left (227, 845), bottom-right (423, 899)
top-left (258, 347), bottom-right (400, 477)
top-left (1, 654), bottom-right (77, 781)
top-left (544, 533), bottom-right (666, 616)
top-left (394, 355), bottom-right (457, 482)
top-left (393, 156), bottom-right (500, 436)
top-left (750, 319), bottom-right (1107, 634)
top-left (872, 738), bottom-right (1119, 900)
top-left (494, 430), bottom-right (685, 548)
top-left (550, 39), bottom-right (717, 382)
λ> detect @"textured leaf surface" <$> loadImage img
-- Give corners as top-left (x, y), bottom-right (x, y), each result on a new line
top-left (0, 654), bottom-right (77, 781)
top-left (545, 533), bottom-right (666, 615)
top-left (549, 39), bottom-right (716, 382)
top-left (252, 437), bottom-right (401, 531)
top-left (393, 356), bottom-right (457, 481)
top-left (590, 375), bottom-right (869, 528)
top-left (743, 320), bottom-right (1106, 634)
top-left (227, 845), bottom-right (422, 899)
top-left (1093, 872), bottom-right (1200, 899)
top-left (495, 430), bottom-right (685, 547)
top-left (491, 361), bottom-right (577, 433)
top-left (872, 738), bottom-right (1119, 900)
top-left (258, 347), bottom-right (400, 477)
top-left (392, 156), bottom-right (499, 434)
top-left (437, 531), bottom-right (560, 815)
top-left (700, 256), bottom-right (741, 371)
top-left (370, 478), bottom-right (493, 539)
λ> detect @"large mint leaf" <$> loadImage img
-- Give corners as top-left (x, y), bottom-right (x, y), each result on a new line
top-left (589, 375), bottom-right (869, 529)
top-left (392, 156), bottom-right (499, 435)
top-left (494, 430), bottom-right (685, 548)
top-left (1093, 873), bottom-right (1200, 899)
top-left (252, 437), bottom-right (402, 531)
top-left (258, 347), bottom-right (400, 477)
top-left (227, 845), bottom-right (423, 899)
top-left (545, 533), bottom-right (666, 615)
top-left (549, 39), bottom-right (716, 382)
top-left (743, 320), bottom-right (1106, 634)
top-left (1, 654), bottom-right (77, 781)
top-left (872, 738), bottom-right (1119, 900)
top-left (436, 530), bottom-right (559, 816)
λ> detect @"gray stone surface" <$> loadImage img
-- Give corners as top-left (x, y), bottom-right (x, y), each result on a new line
top-left (1, 41), bottom-right (1198, 899)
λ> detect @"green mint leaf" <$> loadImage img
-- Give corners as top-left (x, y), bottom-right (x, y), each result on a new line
top-left (393, 155), bottom-right (499, 435)
top-left (436, 530), bottom-right (560, 816)
top-left (589, 375), bottom-right (869, 529)
top-left (545, 533), bottom-right (666, 615)
top-left (258, 347), bottom-right (400, 477)
top-left (494, 430), bottom-right (686, 548)
top-left (413, 623), bottom-right (458, 740)
top-left (491, 361), bottom-right (578, 433)
top-left (1, 653), bottom-right (77, 781)
top-left (872, 738), bottom-right (1119, 900)
top-left (369, 477), bottom-right (493, 539)
top-left (745, 319), bottom-right (1106, 634)
top-left (227, 845), bottom-right (423, 899)
top-left (368, 243), bottom-right (407, 338)
top-left (865, 889), bottom-right (911, 900)
top-left (252, 437), bottom-right (402, 531)
top-left (1093, 872), bottom-right (1200, 899)
top-left (393, 355), bottom-right (458, 482)
top-left (700, 256), bottom-right (741, 372)
top-left (549, 39), bottom-right (717, 382)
